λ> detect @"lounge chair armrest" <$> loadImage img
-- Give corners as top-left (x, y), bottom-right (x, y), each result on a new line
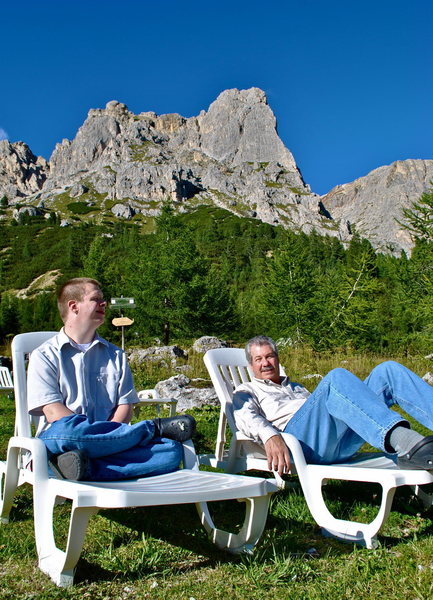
top-left (8, 434), bottom-right (47, 456)
top-left (280, 432), bottom-right (308, 469)
top-left (182, 439), bottom-right (199, 470)
top-left (7, 435), bottom-right (50, 479)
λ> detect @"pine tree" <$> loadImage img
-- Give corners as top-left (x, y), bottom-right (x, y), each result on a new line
top-left (400, 182), bottom-right (433, 241)
top-left (256, 232), bottom-right (317, 345)
top-left (131, 204), bottom-right (218, 343)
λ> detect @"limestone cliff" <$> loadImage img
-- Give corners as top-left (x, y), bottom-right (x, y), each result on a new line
top-left (1, 87), bottom-right (432, 254)
top-left (322, 159), bottom-right (433, 254)
top-left (0, 140), bottom-right (48, 199)
top-left (40, 88), bottom-right (329, 234)
top-left (0, 88), bottom-right (335, 236)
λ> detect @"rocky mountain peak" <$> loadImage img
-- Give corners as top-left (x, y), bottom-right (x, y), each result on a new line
top-left (0, 140), bottom-right (48, 200)
top-left (195, 87), bottom-right (297, 170)
top-left (1, 87), bottom-right (432, 254)
top-left (11, 87), bottom-right (328, 236)
top-left (322, 158), bottom-right (433, 254)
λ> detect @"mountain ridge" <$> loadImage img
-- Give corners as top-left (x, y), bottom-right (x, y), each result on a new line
top-left (1, 87), bottom-right (431, 254)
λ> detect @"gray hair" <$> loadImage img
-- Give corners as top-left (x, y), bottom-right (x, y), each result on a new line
top-left (245, 335), bottom-right (278, 364)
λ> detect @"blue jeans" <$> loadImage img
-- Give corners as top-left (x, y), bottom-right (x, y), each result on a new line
top-left (40, 415), bottom-right (183, 480)
top-left (284, 361), bottom-right (433, 464)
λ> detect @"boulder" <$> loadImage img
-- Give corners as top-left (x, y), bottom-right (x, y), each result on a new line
top-left (111, 202), bottom-right (136, 219)
top-left (422, 372), bottom-right (433, 386)
top-left (192, 336), bottom-right (228, 353)
top-left (155, 374), bottom-right (218, 411)
top-left (13, 205), bottom-right (43, 221)
top-left (69, 183), bottom-right (89, 197)
top-left (128, 345), bottom-right (187, 366)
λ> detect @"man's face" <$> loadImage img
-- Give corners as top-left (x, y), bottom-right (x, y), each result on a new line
top-left (249, 343), bottom-right (280, 383)
top-left (75, 284), bottom-right (107, 328)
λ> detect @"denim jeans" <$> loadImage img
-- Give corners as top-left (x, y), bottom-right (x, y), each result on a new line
top-left (284, 361), bottom-right (433, 464)
top-left (40, 414), bottom-right (183, 480)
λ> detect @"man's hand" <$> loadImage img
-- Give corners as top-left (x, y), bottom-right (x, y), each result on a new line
top-left (264, 434), bottom-right (291, 476)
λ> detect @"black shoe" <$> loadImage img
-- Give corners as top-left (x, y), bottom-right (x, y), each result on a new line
top-left (49, 450), bottom-right (90, 480)
top-left (397, 435), bottom-right (433, 470)
top-left (153, 415), bottom-right (196, 442)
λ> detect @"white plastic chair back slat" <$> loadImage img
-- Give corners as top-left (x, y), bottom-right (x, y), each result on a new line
top-left (0, 367), bottom-right (13, 390)
top-left (11, 331), bottom-right (57, 438)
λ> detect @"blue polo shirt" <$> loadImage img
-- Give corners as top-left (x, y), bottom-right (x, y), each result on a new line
top-left (27, 329), bottom-right (139, 434)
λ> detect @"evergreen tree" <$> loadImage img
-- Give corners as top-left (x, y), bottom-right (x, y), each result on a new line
top-left (402, 238), bottom-right (433, 351)
top-left (82, 234), bottom-right (110, 286)
top-left (326, 246), bottom-right (382, 348)
top-left (131, 204), bottom-right (221, 343)
top-left (0, 293), bottom-right (19, 342)
top-left (400, 183), bottom-right (433, 241)
top-left (256, 231), bottom-right (317, 344)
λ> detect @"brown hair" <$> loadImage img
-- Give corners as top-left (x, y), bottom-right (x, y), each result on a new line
top-left (57, 277), bottom-right (102, 323)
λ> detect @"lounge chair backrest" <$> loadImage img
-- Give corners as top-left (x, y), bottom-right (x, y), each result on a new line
top-left (11, 331), bottom-right (57, 438)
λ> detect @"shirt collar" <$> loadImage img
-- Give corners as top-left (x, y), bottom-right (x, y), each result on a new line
top-left (58, 327), bottom-right (108, 351)
top-left (252, 375), bottom-right (290, 387)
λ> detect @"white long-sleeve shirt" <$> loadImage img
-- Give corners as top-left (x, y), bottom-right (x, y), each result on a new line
top-left (233, 377), bottom-right (310, 445)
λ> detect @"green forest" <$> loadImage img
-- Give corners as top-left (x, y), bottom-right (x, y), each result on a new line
top-left (1, 191), bottom-right (433, 354)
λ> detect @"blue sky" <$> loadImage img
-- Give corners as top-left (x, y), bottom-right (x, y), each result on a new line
top-left (1, 0), bottom-right (433, 195)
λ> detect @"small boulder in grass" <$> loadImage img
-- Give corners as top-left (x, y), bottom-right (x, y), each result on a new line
top-left (155, 374), bottom-right (218, 411)
top-left (191, 336), bottom-right (228, 354)
top-left (423, 372), bottom-right (433, 386)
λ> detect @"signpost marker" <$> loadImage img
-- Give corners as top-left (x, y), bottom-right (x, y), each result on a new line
top-left (110, 297), bottom-right (136, 349)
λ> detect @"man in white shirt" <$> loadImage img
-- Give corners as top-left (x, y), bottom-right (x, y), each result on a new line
top-left (28, 277), bottom-right (195, 481)
top-left (233, 335), bottom-right (433, 475)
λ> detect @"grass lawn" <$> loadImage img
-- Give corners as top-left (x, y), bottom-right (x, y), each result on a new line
top-left (1, 348), bottom-right (433, 598)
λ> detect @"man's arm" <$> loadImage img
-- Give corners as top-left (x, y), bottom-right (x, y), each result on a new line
top-left (114, 352), bottom-right (139, 415)
top-left (42, 401), bottom-right (74, 423)
top-left (233, 388), bottom-right (291, 475)
top-left (110, 403), bottom-right (133, 423)
top-left (27, 346), bottom-right (68, 417)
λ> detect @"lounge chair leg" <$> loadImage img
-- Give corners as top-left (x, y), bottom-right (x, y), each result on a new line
top-left (196, 495), bottom-right (271, 554)
top-left (34, 488), bottom-right (99, 587)
top-left (298, 470), bottom-right (396, 548)
top-left (0, 446), bottom-right (21, 523)
top-left (414, 484), bottom-right (433, 510)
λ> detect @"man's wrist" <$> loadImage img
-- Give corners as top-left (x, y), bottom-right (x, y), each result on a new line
top-left (261, 428), bottom-right (282, 445)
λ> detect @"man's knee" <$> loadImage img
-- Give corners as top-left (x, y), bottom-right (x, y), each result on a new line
top-left (323, 367), bottom-right (352, 382)
top-left (369, 360), bottom-right (402, 377)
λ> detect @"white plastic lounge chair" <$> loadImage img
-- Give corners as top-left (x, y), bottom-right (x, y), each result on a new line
top-left (200, 347), bottom-right (433, 549)
top-left (0, 366), bottom-right (13, 392)
top-left (135, 388), bottom-right (177, 417)
top-left (0, 332), bottom-right (278, 587)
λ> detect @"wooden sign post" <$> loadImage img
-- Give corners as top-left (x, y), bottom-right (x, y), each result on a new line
top-left (110, 297), bottom-right (136, 349)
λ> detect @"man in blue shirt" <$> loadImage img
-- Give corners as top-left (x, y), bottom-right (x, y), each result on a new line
top-left (27, 277), bottom-right (195, 481)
